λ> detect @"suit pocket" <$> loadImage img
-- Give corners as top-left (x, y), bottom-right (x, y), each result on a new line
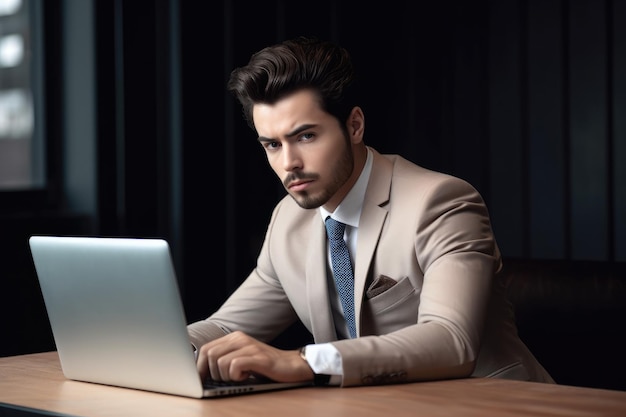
top-left (366, 274), bottom-right (398, 298)
top-left (361, 276), bottom-right (419, 335)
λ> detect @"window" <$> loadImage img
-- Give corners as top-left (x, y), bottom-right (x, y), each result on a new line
top-left (0, 0), bottom-right (45, 190)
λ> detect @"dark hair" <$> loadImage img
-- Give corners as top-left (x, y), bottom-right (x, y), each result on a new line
top-left (227, 36), bottom-right (358, 131)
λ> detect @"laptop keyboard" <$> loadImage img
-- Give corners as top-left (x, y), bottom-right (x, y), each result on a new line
top-left (202, 376), bottom-right (273, 389)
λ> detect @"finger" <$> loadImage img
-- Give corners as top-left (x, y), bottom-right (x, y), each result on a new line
top-left (226, 355), bottom-right (262, 381)
top-left (207, 344), bottom-right (232, 381)
top-left (196, 346), bottom-right (209, 381)
top-left (197, 334), bottom-right (237, 381)
top-left (215, 345), bottom-right (258, 381)
top-left (197, 341), bottom-right (233, 381)
top-left (198, 332), bottom-right (259, 381)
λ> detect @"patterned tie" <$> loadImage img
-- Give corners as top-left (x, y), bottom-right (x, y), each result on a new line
top-left (325, 217), bottom-right (357, 338)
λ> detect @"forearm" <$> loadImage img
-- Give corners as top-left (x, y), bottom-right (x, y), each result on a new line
top-left (333, 324), bottom-right (478, 387)
top-left (187, 320), bottom-right (229, 349)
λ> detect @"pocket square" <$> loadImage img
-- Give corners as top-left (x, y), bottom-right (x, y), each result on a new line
top-left (366, 275), bottom-right (398, 298)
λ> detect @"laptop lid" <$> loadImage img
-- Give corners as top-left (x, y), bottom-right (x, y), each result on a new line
top-left (29, 236), bottom-right (311, 398)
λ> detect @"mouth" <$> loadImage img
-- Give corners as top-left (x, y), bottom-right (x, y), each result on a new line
top-left (288, 180), bottom-right (313, 192)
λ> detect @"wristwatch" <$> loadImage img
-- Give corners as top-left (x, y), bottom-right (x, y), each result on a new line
top-left (299, 346), bottom-right (331, 386)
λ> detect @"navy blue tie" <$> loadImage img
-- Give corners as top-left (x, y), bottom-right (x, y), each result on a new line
top-left (325, 217), bottom-right (357, 338)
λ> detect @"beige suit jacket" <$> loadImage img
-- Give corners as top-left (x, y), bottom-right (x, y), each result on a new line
top-left (188, 148), bottom-right (554, 386)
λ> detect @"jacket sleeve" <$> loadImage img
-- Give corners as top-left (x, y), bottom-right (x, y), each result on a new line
top-left (333, 174), bottom-right (500, 386)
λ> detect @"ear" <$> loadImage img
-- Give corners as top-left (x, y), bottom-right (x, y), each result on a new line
top-left (346, 106), bottom-right (365, 144)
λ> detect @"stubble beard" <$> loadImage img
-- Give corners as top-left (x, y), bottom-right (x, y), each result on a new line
top-left (289, 143), bottom-right (354, 210)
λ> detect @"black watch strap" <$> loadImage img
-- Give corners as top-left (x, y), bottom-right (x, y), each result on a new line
top-left (313, 372), bottom-right (331, 386)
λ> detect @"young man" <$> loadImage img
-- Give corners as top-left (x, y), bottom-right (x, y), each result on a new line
top-left (188, 37), bottom-right (554, 387)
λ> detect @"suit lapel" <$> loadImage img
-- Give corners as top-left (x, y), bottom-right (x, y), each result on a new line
top-left (353, 149), bottom-right (393, 333)
top-left (305, 214), bottom-right (338, 342)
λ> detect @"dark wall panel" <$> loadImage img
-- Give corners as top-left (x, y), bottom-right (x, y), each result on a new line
top-left (486, 0), bottom-right (620, 261)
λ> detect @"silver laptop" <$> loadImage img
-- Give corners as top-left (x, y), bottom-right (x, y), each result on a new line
top-left (29, 235), bottom-right (312, 398)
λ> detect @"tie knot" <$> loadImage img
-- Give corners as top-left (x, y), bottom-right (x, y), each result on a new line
top-left (325, 217), bottom-right (346, 241)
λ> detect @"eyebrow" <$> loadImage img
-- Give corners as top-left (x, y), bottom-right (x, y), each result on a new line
top-left (257, 124), bottom-right (316, 143)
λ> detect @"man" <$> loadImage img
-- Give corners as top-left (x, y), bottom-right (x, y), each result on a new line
top-left (188, 36), bottom-right (554, 387)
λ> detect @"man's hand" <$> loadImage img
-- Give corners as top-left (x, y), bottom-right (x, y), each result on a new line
top-left (196, 331), bottom-right (314, 383)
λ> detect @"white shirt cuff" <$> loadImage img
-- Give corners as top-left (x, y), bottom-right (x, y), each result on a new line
top-left (303, 343), bottom-right (343, 375)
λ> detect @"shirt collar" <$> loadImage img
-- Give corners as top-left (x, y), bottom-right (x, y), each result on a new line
top-left (320, 148), bottom-right (373, 228)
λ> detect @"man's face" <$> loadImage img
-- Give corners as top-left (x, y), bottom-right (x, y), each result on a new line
top-left (252, 89), bottom-right (354, 210)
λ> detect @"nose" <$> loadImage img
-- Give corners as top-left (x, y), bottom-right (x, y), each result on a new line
top-left (282, 144), bottom-right (302, 171)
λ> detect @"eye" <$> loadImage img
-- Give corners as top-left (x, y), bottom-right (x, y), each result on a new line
top-left (299, 132), bottom-right (315, 142)
top-left (262, 141), bottom-right (281, 151)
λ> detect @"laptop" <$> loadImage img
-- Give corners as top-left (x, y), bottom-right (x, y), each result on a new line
top-left (28, 235), bottom-right (312, 398)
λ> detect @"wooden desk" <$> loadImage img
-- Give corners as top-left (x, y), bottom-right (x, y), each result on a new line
top-left (1, 352), bottom-right (625, 417)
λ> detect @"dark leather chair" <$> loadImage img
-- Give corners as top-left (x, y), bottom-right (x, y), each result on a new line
top-left (503, 258), bottom-right (626, 391)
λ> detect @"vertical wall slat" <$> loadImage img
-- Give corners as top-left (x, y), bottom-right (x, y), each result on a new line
top-left (527, 0), bottom-right (566, 259)
top-left (178, 0), bottom-right (229, 321)
top-left (568, 0), bottom-right (609, 260)
top-left (451, 2), bottom-right (489, 193)
top-left (612, 0), bottom-right (626, 262)
top-left (488, 0), bottom-right (525, 257)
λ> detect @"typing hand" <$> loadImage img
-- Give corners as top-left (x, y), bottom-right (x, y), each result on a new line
top-left (196, 331), bottom-right (314, 383)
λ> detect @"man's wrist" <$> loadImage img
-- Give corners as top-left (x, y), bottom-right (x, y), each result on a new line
top-left (299, 346), bottom-right (331, 386)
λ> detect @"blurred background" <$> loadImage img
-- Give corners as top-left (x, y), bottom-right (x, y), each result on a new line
top-left (1, 0), bottom-right (624, 367)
